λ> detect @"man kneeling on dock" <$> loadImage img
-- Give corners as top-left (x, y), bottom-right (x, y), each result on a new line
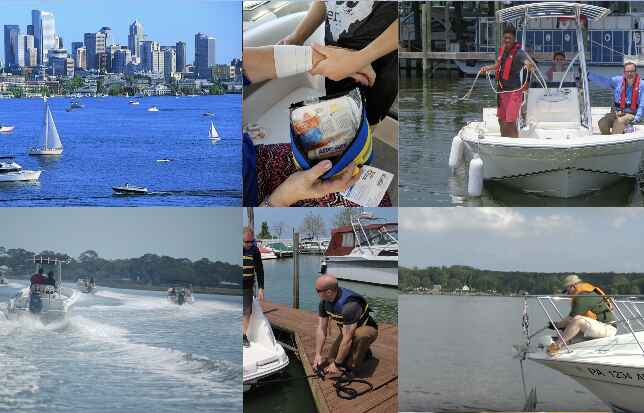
top-left (547, 274), bottom-right (616, 355)
top-left (313, 275), bottom-right (378, 374)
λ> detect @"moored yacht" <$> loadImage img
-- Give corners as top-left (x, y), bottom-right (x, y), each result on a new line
top-left (323, 212), bottom-right (398, 287)
top-left (0, 156), bottom-right (42, 182)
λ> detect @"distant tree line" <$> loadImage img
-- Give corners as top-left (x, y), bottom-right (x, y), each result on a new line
top-left (400, 265), bottom-right (644, 295)
top-left (0, 247), bottom-right (240, 290)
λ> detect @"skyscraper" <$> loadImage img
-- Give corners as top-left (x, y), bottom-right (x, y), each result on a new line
top-left (163, 47), bottom-right (176, 80)
top-left (100, 27), bottom-right (113, 46)
top-left (128, 20), bottom-right (144, 59)
top-left (3, 25), bottom-right (20, 68)
top-left (23, 35), bottom-right (35, 66)
top-left (32, 9), bottom-right (56, 65)
top-left (194, 33), bottom-right (215, 79)
top-left (84, 32), bottom-right (106, 70)
top-left (113, 48), bottom-right (131, 74)
top-left (176, 41), bottom-right (187, 73)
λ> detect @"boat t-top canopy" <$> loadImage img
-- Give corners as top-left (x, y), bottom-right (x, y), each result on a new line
top-left (496, 2), bottom-right (610, 24)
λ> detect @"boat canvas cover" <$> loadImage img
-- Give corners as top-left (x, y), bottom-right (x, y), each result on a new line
top-left (496, 2), bottom-right (610, 24)
top-left (325, 222), bottom-right (397, 257)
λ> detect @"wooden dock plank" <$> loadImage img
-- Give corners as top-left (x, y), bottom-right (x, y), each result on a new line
top-left (261, 301), bottom-right (398, 413)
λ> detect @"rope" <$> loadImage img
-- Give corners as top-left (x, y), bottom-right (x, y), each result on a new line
top-left (459, 66), bottom-right (532, 101)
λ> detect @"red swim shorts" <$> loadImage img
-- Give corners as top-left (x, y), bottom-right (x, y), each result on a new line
top-left (497, 90), bottom-right (523, 123)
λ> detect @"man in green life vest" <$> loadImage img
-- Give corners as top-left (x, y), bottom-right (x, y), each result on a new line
top-left (547, 274), bottom-right (616, 355)
top-left (313, 274), bottom-right (378, 374)
top-left (243, 226), bottom-right (264, 348)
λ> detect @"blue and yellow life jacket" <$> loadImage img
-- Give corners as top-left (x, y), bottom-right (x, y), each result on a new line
top-left (324, 287), bottom-right (373, 329)
top-left (290, 89), bottom-right (373, 180)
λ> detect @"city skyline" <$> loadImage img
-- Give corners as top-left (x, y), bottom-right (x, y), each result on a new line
top-left (0, 0), bottom-right (241, 66)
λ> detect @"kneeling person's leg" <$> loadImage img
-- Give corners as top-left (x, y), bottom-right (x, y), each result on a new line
top-left (612, 113), bottom-right (635, 134)
top-left (349, 325), bottom-right (378, 369)
top-left (580, 318), bottom-right (617, 339)
top-left (598, 112), bottom-right (617, 135)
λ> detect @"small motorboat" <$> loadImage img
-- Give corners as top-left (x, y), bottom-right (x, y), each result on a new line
top-left (112, 184), bottom-right (148, 195)
top-left (258, 245), bottom-right (277, 260)
top-left (0, 156), bottom-right (41, 182)
top-left (30, 97), bottom-right (63, 156)
top-left (453, 3), bottom-right (644, 198)
top-left (0, 125), bottom-right (15, 133)
top-left (167, 286), bottom-right (194, 305)
top-left (243, 297), bottom-right (289, 390)
top-left (6, 256), bottom-right (78, 323)
top-left (0, 276), bottom-right (8, 286)
top-left (129, 100), bottom-right (140, 106)
top-left (156, 159), bottom-right (172, 163)
top-left (147, 106), bottom-right (159, 112)
top-left (522, 295), bottom-right (644, 413)
top-left (76, 277), bottom-right (96, 293)
top-left (202, 112), bottom-right (214, 117)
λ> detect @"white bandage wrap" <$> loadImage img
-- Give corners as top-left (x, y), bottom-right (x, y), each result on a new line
top-left (273, 45), bottom-right (313, 78)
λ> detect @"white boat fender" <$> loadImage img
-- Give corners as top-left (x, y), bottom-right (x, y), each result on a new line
top-left (467, 155), bottom-right (484, 197)
top-left (448, 135), bottom-right (464, 173)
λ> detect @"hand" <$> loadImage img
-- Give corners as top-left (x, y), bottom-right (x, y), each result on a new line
top-left (257, 288), bottom-right (264, 302)
top-left (480, 65), bottom-right (492, 74)
top-left (325, 361), bottom-right (341, 375)
top-left (313, 354), bottom-right (323, 370)
top-left (277, 33), bottom-right (302, 46)
top-left (310, 44), bottom-right (371, 84)
top-left (635, 117), bottom-right (641, 124)
top-left (546, 321), bottom-right (558, 330)
top-left (268, 160), bottom-right (361, 206)
top-left (524, 62), bottom-right (535, 72)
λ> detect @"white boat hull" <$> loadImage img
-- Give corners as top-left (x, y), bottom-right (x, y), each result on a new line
top-left (243, 298), bottom-right (289, 387)
top-left (8, 286), bottom-right (79, 323)
top-left (461, 122), bottom-right (644, 198)
top-left (325, 256), bottom-right (398, 287)
top-left (0, 170), bottom-right (42, 182)
top-left (529, 331), bottom-right (644, 413)
top-left (0, 126), bottom-right (15, 133)
top-left (29, 147), bottom-right (63, 156)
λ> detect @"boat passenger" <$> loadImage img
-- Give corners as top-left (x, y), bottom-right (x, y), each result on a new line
top-left (243, 227), bottom-right (264, 348)
top-left (545, 52), bottom-right (566, 82)
top-left (46, 271), bottom-right (56, 287)
top-left (481, 26), bottom-right (535, 139)
top-left (313, 275), bottom-right (378, 374)
top-left (30, 268), bottom-right (48, 286)
top-left (589, 62), bottom-right (644, 135)
top-left (547, 274), bottom-right (616, 355)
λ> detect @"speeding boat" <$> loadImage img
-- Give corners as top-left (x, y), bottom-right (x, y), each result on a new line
top-left (29, 97), bottom-right (63, 155)
top-left (66, 101), bottom-right (84, 111)
top-left (0, 156), bottom-right (42, 182)
top-left (0, 125), bottom-right (15, 133)
top-left (112, 184), bottom-right (148, 195)
top-left (451, 3), bottom-right (644, 198)
top-left (76, 278), bottom-right (96, 293)
top-left (323, 212), bottom-right (398, 287)
top-left (167, 286), bottom-right (194, 305)
top-left (129, 100), bottom-right (140, 106)
top-left (523, 295), bottom-right (644, 412)
top-left (6, 256), bottom-right (78, 323)
top-left (147, 106), bottom-right (159, 112)
top-left (0, 276), bottom-right (8, 286)
top-left (243, 297), bottom-right (289, 390)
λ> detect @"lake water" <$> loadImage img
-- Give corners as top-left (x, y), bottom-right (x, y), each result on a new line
top-left (399, 73), bottom-right (644, 206)
top-left (0, 282), bottom-right (241, 412)
top-left (0, 95), bottom-right (240, 206)
top-left (244, 254), bottom-right (399, 413)
top-left (399, 295), bottom-right (609, 412)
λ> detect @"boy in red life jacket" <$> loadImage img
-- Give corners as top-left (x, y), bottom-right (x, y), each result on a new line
top-left (481, 26), bottom-right (534, 139)
top-left (589, 61), bottom-right (643, 135)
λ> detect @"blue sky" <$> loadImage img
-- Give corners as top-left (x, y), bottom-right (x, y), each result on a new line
top-left (243, 208), bottom-right (398, 238)
top-left (0, 208), bottom-right (241, 264)
top-left (1, 0), bottom-right (241, 64)
top-left (400, 208), bottom-right (644, 273)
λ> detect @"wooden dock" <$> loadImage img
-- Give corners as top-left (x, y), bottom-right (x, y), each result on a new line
top-left (262, 301), bottom-right (398, 413)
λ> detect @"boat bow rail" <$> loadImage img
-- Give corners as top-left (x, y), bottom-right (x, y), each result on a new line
top-left (531, 295), bottom-right (644, 355)
top-left (496, 3), bottom-right (610, 24)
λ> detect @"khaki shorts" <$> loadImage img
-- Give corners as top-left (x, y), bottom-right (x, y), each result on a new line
top-left (580, 317), bottom-right (617, 339)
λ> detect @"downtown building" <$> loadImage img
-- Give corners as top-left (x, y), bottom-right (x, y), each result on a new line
top-left (194, 33), bottom-right (215, 79)
top-left (176, 41), bottom-right (187, 73)
top-left (32, 9), bottom-right (56, 65)
top-left (84, 31), bottom-right (106, 71)
top-left (128, 20), bottom-right (144, 61)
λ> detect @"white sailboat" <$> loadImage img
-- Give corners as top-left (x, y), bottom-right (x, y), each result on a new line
top-left (29, 98), bottom-right (63, 156)
top-left (209, 121), bottom-right (220, 141)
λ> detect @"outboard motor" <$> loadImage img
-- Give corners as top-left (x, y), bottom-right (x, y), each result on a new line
top-left (29, 292), bottom-right (43, 314)
top-left (177, 291), bottom-right (185, 306)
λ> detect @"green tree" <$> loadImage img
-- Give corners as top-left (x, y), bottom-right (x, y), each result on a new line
top-left (258, 221), bottom-right (272, 239)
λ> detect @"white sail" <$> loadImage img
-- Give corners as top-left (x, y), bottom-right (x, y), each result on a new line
top-left (46, 105), bottom-right (62, 149)
top-left (209, 121), bottom-right (219, 139)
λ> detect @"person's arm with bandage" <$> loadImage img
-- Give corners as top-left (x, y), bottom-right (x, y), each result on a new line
top-left (310, 19), bottom-right (399, 82)
top-left (242, 46), bottom-right (375, 86)
top-left (279, 1), bottom-right (326, 46)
